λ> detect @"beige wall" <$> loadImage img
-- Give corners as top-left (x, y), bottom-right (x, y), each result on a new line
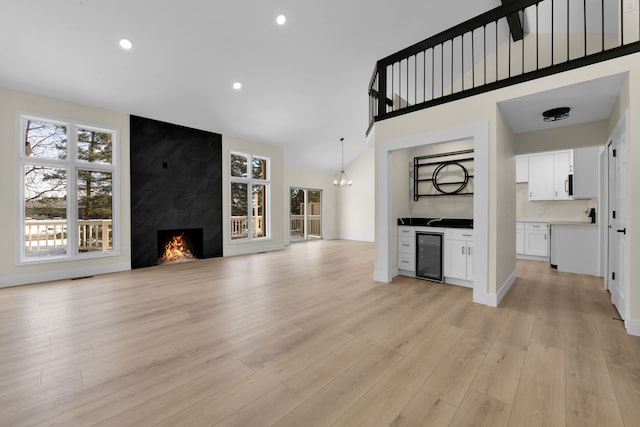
top-left (285, 167), bottom-right (339, 241)
top-left (222, 135), bottom-right (286, 256)
top-left (0, 86), bottom-right (131, 287)
top-left (336, 145), bottom-right (375, 242)
top-left (496, 107), bottom-right (517, 291)
top-left (376, 52), bottom-right (640, 321)
top-left (515, 120), bottom-right (609, 155)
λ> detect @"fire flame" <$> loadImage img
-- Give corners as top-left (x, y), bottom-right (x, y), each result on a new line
top-left (159, 233), bottom-right (195, 264)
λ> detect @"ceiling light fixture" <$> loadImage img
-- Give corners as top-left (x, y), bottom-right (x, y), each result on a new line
top-left (333, 137), bottom-right (352, 187)
top-left (233, 82), bottom-right (242, 90)
top-left (119, 38), bottom-right (133, 50)
top-left (542, 107), bottom-right (570, 122)
top-left (276, 14), bottom-right (286, 25)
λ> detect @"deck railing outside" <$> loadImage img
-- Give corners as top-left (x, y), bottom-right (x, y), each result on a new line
top-left (290, 214), bottom-right (321, 238)
top-left (25, 219), bottom-right (112, 255)
top-left (231, 215), bottom-right (265, 239)
top-left (368, 0), bottom-right (640, 133)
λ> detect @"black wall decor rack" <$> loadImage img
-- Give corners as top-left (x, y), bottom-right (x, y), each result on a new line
top-left (414, 149), bottom-right (474, 200)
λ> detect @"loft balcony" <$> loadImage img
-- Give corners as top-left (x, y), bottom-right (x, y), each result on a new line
top-left (368, 0), bottom-right (640, 134)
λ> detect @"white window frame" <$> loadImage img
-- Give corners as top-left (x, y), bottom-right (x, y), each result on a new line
top-left (229, 151), bottom-right (271, 242)
top-left (17, 112), bottom-right (119, 264)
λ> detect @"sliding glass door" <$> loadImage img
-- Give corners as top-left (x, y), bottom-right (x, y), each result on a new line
top-left (290, 188), bottom-right (322, 242)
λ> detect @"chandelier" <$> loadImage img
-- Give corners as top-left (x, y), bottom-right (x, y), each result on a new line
top-left (333, 137), bottom-right (352, 187)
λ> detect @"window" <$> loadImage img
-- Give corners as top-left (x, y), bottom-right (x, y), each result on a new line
top-left (20, 115), bottom-right (117, 261)
top-left (230, 152), bottom-right (270, 240)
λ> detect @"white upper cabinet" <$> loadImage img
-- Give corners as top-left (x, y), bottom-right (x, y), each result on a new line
top-left (527, 150), bottom-right (573, 201)
top-left (528, 153), bottom-right (554, 200)
top-left (516, 156), bottom-right (529, 183)
top-left (573, 146), bottom-right (599, 199)
top-left (552, 150), bottom-right (573, 200)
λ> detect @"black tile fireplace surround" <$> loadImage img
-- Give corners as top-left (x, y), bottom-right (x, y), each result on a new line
top-left (130, 115), bottom-right (223, 269)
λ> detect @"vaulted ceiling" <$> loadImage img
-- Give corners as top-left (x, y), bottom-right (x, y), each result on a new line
top-left (0, 0), bottom-right (500, 172)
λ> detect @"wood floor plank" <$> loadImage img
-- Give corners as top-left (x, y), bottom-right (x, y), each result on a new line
top-left (421, 332), bottom-right (492, 407)
top-left (450, 389), bottom-right (511, 427)
top-left (603, 351), bottom-right (640, 427)
top-left (332, 325), bottom-right (465, 426)
top-left (508, 342), bottom-right (566, 427)
top-left (470, 339), bottom-right (527, 405)
top-left (389, 391), bottom-right (457, 427)
top-left (0, 242), bottom-right (637, 426)
top-left (271, 345), bottom-right (404, 427)
top-left (494, 309), bottom-right (535, 351)
top-left (566, 385), bottom-right (623, 427)
top-left (213, 384), bottom-right (304, 427)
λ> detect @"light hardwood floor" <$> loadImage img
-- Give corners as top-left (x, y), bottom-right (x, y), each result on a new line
top-left (1, 240), bottom-right (639, 426)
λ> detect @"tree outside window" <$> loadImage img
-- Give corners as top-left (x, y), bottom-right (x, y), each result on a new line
top-left (230, 152), bottom-right (270, 240)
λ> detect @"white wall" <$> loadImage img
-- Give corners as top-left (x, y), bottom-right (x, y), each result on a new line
top-left (336, 146), bottom-right (375, 242)
top-left (515, 120), bottom-right (609, 155)
top-left (222, 135), bottom-right (286, 256)
top-left (0, 86), bottom-right (131, 287)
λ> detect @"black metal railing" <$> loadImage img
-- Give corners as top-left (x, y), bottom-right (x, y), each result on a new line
top-left (368, 0), bottom-right (640, 134)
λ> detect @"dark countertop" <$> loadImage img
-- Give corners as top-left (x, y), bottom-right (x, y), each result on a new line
top-left (397, 217), bottom-right (473, 229)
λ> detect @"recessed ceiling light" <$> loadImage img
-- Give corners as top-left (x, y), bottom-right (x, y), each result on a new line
top-left (233, 82), bottom-right (242, 90)
top-left (276, 14), bottom-right (286, 25)
top-left (119, 38), bottom-right (133, 50)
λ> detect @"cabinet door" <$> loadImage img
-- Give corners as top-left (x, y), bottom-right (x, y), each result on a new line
top-left (516, 226), bottom-right (525, 254)
top-left (525, 228), bottom-right (549, 257)
top-left (553, 151), bottom-right (572, 200)
top-left (528, 154), bottom-right (554, 200)
top-left (444, 239), bottom-right (467, 280)
top-left (466, 241), bottom-right (473, 281)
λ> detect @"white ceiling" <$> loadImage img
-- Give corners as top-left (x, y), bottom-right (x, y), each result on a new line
top-left (497, 72), bottom-right (627, 134)
top-left (0, 0), bottom-right (500, 172)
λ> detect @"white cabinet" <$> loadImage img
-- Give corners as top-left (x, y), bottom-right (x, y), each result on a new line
top-left (516, 222), bottom-right (525, 254)
top-left (444, 230), bottom-right (473, 282)
top-left (527, 150), bottom-right (573, 200)
top-left (397, 226), bottom-right (415, 273)
top-left (516, 156), bottom-right (529, 183)
top-left (550, 224), bottom-right (598, 275)
top-left (552, 150), bottom-right (573, 200)
top-left (573, 146), bottom-right (599, 199)
top-left (524, 222), bottom-right (549, 257)
top-left (528, 153), bottom-right (554, 200)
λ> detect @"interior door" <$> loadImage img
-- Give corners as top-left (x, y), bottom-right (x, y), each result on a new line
top-left (607, 116), bottom-right (628, 319)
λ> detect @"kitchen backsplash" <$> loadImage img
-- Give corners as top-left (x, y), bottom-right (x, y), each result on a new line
top-left (516, 183), bottom-right (597, 222)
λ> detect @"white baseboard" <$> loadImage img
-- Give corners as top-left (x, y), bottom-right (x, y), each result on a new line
top-left (626, 317), bottom-right (640, 337)
top-left (482, 269), bottom-right (517, 307)
top-left (516, 254), bottom-right (550, 262)
top-left (0, 262), bottom-right (131, 289)
top-left (224, 243), bottom-right (285, 257)
top-left (337, 234), bottom-right (375, 242)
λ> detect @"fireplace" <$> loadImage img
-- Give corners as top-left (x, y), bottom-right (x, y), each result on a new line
top-left (130, 115), bottom-right (222, 269)
top-left (157, 228), bottom-right (203, 264)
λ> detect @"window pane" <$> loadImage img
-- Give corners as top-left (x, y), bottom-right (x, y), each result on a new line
top-left (231, 183), bottom-right (248, 239)
top-left (252, 184), bottom-right (267, 238)
top-left (24, 166), bottom-right (67, 257)
top-left (24, 119), bottom-right (67, 159)
top-left (252, 157), bottom-right (267, 180)
top-left (78, 170), bottom-right (113, 253)
top-left (231, 154), bottom-right (248, 178)
top-left (78, 128), bottom-right (113, 164)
